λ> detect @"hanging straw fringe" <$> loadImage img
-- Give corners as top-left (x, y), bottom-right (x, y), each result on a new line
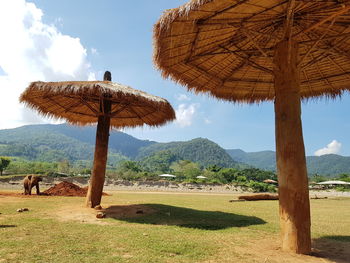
top-left (153, 0), bottom-right (350, 103)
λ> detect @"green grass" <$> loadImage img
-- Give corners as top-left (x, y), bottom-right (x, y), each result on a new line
top-left (0, 174), bottom-right (29, 179)
top-left (0, 191), bottom-right (349, 263)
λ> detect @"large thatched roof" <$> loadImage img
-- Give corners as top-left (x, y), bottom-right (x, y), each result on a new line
top-left (154, 0), bottom-right (350, 103)
top-left (20, 81), bottom-right (175, 128)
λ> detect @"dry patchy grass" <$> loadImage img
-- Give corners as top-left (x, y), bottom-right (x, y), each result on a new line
top-left (0, 190), bottom-right (349, 263)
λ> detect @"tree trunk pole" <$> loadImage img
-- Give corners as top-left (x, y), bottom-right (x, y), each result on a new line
top-left (274, 40), bottom-right (311, 254)
top-left (86, 71), bottom-right (112, 208)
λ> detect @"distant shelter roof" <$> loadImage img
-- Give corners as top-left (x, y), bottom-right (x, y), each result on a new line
top-left (159, 174), bottom-right (176, 178)
top-left (263, 179), bottom-right (278, 184)
top-left (316, 180), bottom-right (350, 185)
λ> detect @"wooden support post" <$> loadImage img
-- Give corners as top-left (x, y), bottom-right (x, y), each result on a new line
top-left (86, 71), bottom-right (112, 208)
top-left (274, 40), bottom-right (311, 254)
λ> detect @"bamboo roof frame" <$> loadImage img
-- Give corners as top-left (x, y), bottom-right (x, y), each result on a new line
top-left (154, 0), bottom-right (350, 103)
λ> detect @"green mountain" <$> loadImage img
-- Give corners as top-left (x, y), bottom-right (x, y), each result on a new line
top-left (307, 154), bottom-right (350, 175)
top-left (0, 124), bottom-right (237, 168)
top-left (0, 124), bottom-right (153, 163)
top-left (1, 124), bottom-right (349, 175)
top-left (137, 138), bottom-right (237, 168)
top-left (226, 149), bottom-right (276, 171)
top-left (32, 124), bottom-right (156, 158)
top-left (226, 149), bottom-right (350, 175)
top-left (0, 125), bottom-right (94, 162)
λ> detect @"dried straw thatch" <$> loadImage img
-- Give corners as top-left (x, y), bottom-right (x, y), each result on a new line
top-left (154, 0), bottom-right (350, 103)
top-left (20, 81), bottom-right (175, 128)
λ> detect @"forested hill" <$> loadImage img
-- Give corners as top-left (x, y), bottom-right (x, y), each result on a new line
top-left (0, 125), bottom-right (96, 162)
top-left (1, 124), bottom-right (349, 175)
top-left (226, 149), bottom-right (276, 171)
top-left (41, 124), bottom-right (156, 158)
top-left (0, 124), bottom-right (237, 168)
top-left (307, 154), bottom-right (350, 175)
top-left (0, 124), bottom-right (155, 161)
top-left (137, 138), bottom-right (238, 168)
top-left (226, 149), bottom-right (350, 175)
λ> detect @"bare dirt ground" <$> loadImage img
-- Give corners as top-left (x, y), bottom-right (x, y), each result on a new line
top-left (0, 192), bottom-right (349, 263)
top-left (54, 203), bottom-right (156, 225)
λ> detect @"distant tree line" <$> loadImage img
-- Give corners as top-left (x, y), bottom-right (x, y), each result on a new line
top-left (309, 173), bottom-right (350, 183)
top-left (309, 173), bottom-right (350, 192)
top-left (105, 150), bottom-right (279, 192)
top-left (2, 150), bottom-right (350, 193)
top-left (1, 157), bottom-right (91, 176)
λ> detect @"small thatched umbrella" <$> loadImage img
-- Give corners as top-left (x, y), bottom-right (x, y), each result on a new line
top-left (20, 71), bottom-right (175, 207)
top-left (154, 0), bottom-right (350, 254)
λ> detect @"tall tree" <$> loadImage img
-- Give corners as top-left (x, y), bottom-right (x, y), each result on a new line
top-left (58, 160), bottom-right (70, 174)
top-left (0, 157), bottom-right (11, 176)
top-left (170, 160), bottom-right (201, 179)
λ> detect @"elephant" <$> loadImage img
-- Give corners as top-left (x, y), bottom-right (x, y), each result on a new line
top-left (23, 175), bottom-right (42, 195)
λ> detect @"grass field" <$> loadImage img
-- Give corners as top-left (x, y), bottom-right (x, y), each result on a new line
top-left (0, 190), bottom-right (349, 263)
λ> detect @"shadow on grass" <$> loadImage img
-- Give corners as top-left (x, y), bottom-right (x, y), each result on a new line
top-left (0, 225), bottom-right (16, 228)
top-left (312, 236), bottom-right (350, 263)
top-left (319, 235), bottom-right (350, 243)
top-left (106, 204), bottom-right (266, 230)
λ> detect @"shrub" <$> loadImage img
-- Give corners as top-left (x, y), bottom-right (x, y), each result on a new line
top-left (247, 181), bottom-right (277, 193)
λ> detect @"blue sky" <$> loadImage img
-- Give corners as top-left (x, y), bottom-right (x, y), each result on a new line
top-left (0, 0), bottom-right (349, 156)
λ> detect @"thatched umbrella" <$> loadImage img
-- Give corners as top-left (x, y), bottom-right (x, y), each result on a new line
top-left (153, 0), bottom-right (350, 254)
top-left (20, 71), bottom-right (175, 207)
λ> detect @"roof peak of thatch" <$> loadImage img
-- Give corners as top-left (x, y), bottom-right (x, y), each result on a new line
top-left (29, 81), bottom-right (170, 104)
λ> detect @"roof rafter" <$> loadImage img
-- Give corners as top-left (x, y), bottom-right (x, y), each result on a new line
top-left (293, 5), bottom-right (350, 36)
top-left (220, 45), bottom-right (273, 74)
top-left (298, 17), bottom-right (336, 65)
top-left (299, 32), bottom-right (350, 44)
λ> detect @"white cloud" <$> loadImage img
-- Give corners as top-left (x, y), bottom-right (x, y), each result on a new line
top-left (176, 94), bottom-right (191, 101)
top-left (46, 35), bottom-right (87, 76)
top-left (0, 0), bottom-right (94, 129)
top-left (175, 103), bottom-right (198, 127)
top-left (314, 140), bottom-right (342, 156)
